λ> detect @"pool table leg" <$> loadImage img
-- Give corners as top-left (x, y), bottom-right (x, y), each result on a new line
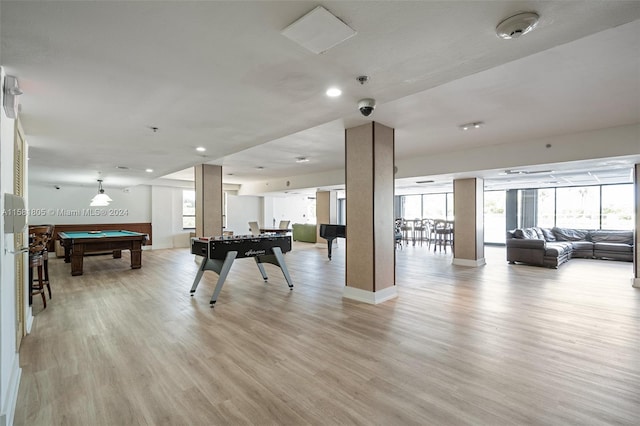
top-left (70, 244), bottom-right (85, 276)
top-left (113, 250), bottom-right (122, 259)
top-left (130, 241), bottom-right (142, 269)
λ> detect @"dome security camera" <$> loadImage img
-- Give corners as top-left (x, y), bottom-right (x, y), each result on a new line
top-left (358, 98), bottom-right (376, 117)
top-left (496, 12), bottom-right (539, 39)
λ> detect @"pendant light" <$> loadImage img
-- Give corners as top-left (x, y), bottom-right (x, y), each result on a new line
top-left (90, 179), bottom-right (112, 206)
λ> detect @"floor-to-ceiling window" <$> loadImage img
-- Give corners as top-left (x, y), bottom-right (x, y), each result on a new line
top-left (556, 186), bottom-right (601, 229)
top-left (514, 183), bottom-right (634, 232)
top-left (484, 190), bottom-right (506, 244)
top-left (536, 188), bottom-right (556, 228)
top-left (601, 184), bottom-right (634, 229)
top-left (422, 193), bottom-right (447, 219)
top-left (402, 194), bottom-right (422, 219)
top-left (338, 198), bottom-right (346, 225)
top-left (182, 189), bottom-right (196, 229)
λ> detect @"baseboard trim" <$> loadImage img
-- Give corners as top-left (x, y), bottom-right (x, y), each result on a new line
top-left (343, 285), bottom-right (398, 304)
top-left (0, 355), bottom-right (21, 426)
top-left (632, 278), bottom-right (640, 288)
top-left (452, 258), bottom-right (486, 267)
top-left (26, 306), bottom-right (33, 334)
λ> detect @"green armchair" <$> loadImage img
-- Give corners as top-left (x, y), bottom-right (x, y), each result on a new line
top-left (292, 223), bottom-right (317, 243)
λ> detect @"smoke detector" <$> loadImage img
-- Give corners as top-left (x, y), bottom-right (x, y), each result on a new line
top-left (496, 12), bottom-right (540, 39)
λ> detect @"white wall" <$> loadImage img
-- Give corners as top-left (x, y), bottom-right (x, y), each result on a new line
top-left (225, 194), bottom-right (261, 235)
top-left (151, 185), bottom-right (191, 249)
top-left (0, 66), bottom-right (22, 426)
top-left (28, 183), bottom-right (151, 225)
top-left (273, 195), bottom-right (316, 225)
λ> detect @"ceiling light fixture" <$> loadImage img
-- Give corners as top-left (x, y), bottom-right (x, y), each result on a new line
top-left (90, 179), bottom-right (112, 206)
top-left (145, 168), bottom-right (153, 173)
top-left (496, 12), bottom-right (540, 40)
top-left (459, 121), bottom-right (484, 131)
top-left (326, 87), bottom-right (342, 97)
top-left (196, 147), bottom-right (206, 152)
top-left (296, 157), bottom-right (310, 163)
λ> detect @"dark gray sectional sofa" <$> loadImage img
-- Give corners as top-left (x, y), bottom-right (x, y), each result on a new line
top-left (506, 227), bottom-right (634, 268)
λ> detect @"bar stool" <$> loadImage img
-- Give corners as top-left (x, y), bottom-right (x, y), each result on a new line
top-left (413, 218), bottom-right (425, 246)
top-left (433, 220), bottom-right (453, 252)
top-left (29, 250), bottom-right (46, 308)
top-left (29, 225), bottom-right (54, 307)
top-left (400, 219), bottom-right (412, 244)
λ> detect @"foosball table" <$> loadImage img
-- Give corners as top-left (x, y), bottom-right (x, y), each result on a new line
top-left (190, 234), bottom-right (293, 307)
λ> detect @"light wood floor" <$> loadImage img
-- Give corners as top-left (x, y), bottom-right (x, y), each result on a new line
top-left (15, 242), bottom-right (640, 425)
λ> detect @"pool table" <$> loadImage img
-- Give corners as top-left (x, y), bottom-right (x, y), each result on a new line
top-left (58, 230), bottom-right (148, 276)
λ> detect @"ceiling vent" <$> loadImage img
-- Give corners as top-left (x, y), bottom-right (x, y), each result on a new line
top-left (496, 12), bottom-right (540, 39)
top-left (281, 6), bottom-right (356, 54)
top-left (502, 169), bottom-right (552, 175)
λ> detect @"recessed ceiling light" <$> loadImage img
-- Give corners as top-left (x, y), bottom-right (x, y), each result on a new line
top-left (326, 87), bottom-right (342, 97)
top-left (296, 156), bottom-right (310, 163)
top-left (459, 121), bottom-right (484, 131)
top-left (196, 147), bottom-right (206, 152)
top-left (145, 168), bottom-right (153, 173)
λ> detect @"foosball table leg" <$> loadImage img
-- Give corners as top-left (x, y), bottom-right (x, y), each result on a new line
top-left (272, 247), bottom-right (294, 289)
top-left (190, 256), bottom-right (209, 295)
top-left (209, 251), bottom-right (238, 307)
top-left (254, 257), bottom-right (269, 281)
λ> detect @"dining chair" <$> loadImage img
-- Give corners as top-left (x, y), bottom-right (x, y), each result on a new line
top-left (278, 220), bottom-right (290, 229)
top-left (248, 221), bottom-right (261, 236)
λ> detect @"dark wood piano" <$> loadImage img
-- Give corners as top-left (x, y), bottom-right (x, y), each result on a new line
top-left (319, 224), bottom-right (346, 260)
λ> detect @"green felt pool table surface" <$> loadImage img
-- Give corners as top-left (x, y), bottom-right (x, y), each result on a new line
top-left (59, 230), bottom-right (146, 239)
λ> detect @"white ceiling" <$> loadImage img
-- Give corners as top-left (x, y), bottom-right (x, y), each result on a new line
top-left (2, 2), bottom-right (639, 193)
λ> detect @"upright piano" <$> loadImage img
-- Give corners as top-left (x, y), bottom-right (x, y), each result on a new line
top-left (319, 224), bottom-right (346, 260)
